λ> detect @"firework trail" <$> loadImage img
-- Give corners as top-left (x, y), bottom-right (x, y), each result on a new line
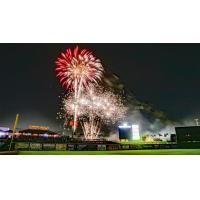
top-left (55, 46), bottom-right (104, 134)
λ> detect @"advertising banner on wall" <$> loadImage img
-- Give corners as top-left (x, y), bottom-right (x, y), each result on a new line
top-left (121, 145), bottom-right (130, 150)
top-left (77, 144), bottom-right (87, 151)
top-left (30, 143), bottom-right (42, 150)
top-left (15, 142), bottom-right (30, 150)
top-left (97, 145), bottom-right (106, 151)
top-left (43, 143), bottom-right (56, 150)
top-left (67, 144), bottom-right (75, 151)
top-left (56, 144), bottom-right (66, 151)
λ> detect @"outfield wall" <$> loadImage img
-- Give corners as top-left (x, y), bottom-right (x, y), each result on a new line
top-left (14, 142), bottom-right (177, 151)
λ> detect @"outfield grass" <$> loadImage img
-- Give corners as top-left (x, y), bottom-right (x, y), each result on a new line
top-left (18, 149), bottom-right (200, 155)
top-left (119, 140), bottom-right (175, 145)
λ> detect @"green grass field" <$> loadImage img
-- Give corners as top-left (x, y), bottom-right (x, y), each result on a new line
top-left (119, 140), bottom-right (175, 145)
top-left (18, 149), bottom-right (200, 155)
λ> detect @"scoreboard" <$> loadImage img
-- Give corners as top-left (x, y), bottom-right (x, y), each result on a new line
top-left (118, 124), bottom-right (140, 141)
top-left (118, 125), bottom-right (132, 140)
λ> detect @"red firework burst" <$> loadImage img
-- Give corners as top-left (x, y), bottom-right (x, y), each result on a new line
top-left (55, 46), bottom-right (104, 90)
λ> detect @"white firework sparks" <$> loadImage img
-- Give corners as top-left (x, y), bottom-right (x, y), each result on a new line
top-left (61, 88), bottom-right (127, 140)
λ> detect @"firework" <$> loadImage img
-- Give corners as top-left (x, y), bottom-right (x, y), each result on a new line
top-left (61, 88), bottom-right (127, 139)
top-left (55, 46), bottom-right (104, 90)
top-left (55, 46), bottom-right (104, 133)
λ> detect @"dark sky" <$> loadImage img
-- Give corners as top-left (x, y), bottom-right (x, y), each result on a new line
top-left (0, 44), bottom-right (199, 129)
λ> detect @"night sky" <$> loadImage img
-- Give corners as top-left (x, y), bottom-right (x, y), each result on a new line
top-left (0, 44), bottom-right (199, 129)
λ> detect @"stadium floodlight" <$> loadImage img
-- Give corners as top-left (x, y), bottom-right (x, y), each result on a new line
top-left (0, 127), bottom-right (10, 132)
top-left (118, 123), bottom-right (131, 129)
top-left (0, 132), bottom-right (7, 136)
top-left (123, 122), bottom-right (128, 127)
top-left (43, 133), bottom-right (49, 137)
